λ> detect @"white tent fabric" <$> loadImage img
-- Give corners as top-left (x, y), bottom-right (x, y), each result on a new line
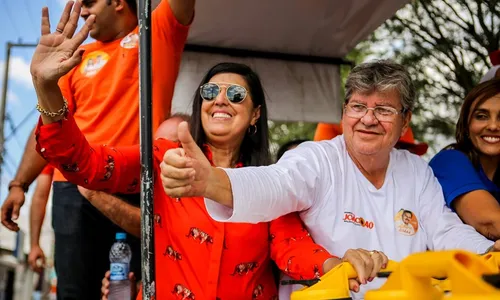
top-left (171, 52), bottom-right (342, 122)
top-left (185, 0), bottom-right (406, 57)
top-left (165, 0), bottom-right (410, 122)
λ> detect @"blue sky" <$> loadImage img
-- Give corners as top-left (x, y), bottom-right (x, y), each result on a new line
top-left (0, 0), bottom-right (74, 204)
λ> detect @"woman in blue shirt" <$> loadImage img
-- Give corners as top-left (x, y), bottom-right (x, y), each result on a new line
top-left (430, 78), bottom-right (500, 240)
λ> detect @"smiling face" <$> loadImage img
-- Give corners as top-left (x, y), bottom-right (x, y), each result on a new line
top-left (402, 211), bottom-right (412, 225)
top-left (200, 73), bottom-right (261, 146)
top-left (468, 94), bottom-right (500, 158)
top-left (342, 90), bottom-right (411, 157)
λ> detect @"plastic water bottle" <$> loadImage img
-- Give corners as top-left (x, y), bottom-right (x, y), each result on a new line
top-left (48, 268), bottom-right (57, 300)
top-left (108, 232), bottom-right (132, 300)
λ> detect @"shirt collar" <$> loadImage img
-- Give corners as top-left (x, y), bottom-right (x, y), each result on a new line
top-left (202, 144), bottom-right (244, 168)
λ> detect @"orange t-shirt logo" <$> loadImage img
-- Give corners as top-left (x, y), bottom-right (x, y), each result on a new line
top-left (120, 33), bottom-right (139, 49)
top-left (80, 51), bottom-right (109, 77)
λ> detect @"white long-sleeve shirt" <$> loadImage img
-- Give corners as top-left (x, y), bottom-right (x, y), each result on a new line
top-left (205, 135), bottom-right (494, 299)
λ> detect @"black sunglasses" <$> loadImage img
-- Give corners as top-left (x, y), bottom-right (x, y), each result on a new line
top-left (199, 82), bottom-right (248, 103)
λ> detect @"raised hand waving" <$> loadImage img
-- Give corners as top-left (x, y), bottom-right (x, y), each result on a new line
top-left (30, 1), bottom-right (95, 83)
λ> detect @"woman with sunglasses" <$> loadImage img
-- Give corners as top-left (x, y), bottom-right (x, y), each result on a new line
top-left (31, 27), bottom-right (343, 298)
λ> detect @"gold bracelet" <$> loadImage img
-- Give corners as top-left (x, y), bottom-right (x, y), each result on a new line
top-left (36, 98), bottom-right (69, 118)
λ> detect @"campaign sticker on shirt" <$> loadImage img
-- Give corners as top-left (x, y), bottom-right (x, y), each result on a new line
top-left (120, 32), bottom-right (139, 49)
top-left (394, 209), bottom-right (418, 236)
top-left (79, 51), bottom-right (109, 77)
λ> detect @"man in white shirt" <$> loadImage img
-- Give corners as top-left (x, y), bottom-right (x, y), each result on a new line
top-left (160, 60), bottom-right (500, 299)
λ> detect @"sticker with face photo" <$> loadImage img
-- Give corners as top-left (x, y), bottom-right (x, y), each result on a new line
top-left (394, 209), bottom-right (418, 236)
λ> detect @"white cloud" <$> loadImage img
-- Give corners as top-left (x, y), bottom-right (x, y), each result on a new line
top-left (7, 91), bottom-right (20, 105)
top-left (0, 56), bottom-right (33, 89)
top-left (0, 57), bottom-right (32, 106)
top-left (0, 87), bottom-right (20, 106)
top-left (58, 0), bottom-right (71, 6)
top-left (9, 57), bottom-right (33, 88)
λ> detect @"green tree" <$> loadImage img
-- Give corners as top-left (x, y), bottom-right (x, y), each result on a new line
top-left (368, 0), bottom-right (500, 151)
top-left (268, 121), bottom-right (317, 160)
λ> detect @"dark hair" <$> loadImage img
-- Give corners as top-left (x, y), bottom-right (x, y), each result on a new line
top-left (106, 0), bottom-right (137, 15)
top-left (448, 78), bottom-right (500, 185)
top-left (402, 210), bottom-right (413, 217)
top-left (276, 139), bottom-right (309, 161)
top-left (190, 62), bottom-right (271, 166)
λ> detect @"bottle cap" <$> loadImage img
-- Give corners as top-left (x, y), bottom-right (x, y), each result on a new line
top-left (116, 232), bottom-right (127, 240)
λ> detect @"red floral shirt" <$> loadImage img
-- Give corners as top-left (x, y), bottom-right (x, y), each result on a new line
top-left (35, 114), bottom-right (334, 300)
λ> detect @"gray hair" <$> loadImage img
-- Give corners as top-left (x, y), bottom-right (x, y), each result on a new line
top-left (345, 60), bottom-right (415, 112)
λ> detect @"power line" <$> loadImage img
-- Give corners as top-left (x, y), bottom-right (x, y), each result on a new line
top-left (5, 107), bottom-right (37, 142)
top-left (23, 0), bottom-right (39, 36)
top-left (2, 161), bottom-right (13, 178)
top-left (2, 151), bottom-right (16, 178)
top-left (2, 0), bottom-right (22, 38)
top-left (5, 114), bottom-right (23, 150)
top-left (3, 151), bottom-right (16, 166)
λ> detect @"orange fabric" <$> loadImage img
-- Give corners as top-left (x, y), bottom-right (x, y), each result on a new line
top-left (53, 0), bottom-right (189, 181)
top-left (397, 127), bottom-right (428, 156)
top-left (40, 165), bottom-right (54, 176)
top-left (36, 114), bottom-right (335, 300)
top-left (313, 123), bottom-right (343, 141)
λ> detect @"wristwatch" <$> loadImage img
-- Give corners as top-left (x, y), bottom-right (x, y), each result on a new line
top-left (8, 180), bottom-right (29, 193)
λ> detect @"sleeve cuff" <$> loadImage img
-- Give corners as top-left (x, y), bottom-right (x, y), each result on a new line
top-left (204, 197), bottom-right (234, 221)
top-left (204, 167), bottom-right (239, 222)
top-left (204, 167), bottom-right (270, 224)
top-left (204, 168), bottom-right (248, 222)
top-left (35, 113), bottom-right (79, 160)
top-left (316, 254), bottom-right (338, 276)
top-left (447, 184), bottom-right (488, 207)
top-left (479, 240), bottom-right (495, 255)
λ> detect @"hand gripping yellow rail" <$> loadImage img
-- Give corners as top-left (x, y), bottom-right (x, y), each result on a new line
top-left (290, 260), bottom-right (399, 300)
top-left (289, 251), bottom-right (500, 300)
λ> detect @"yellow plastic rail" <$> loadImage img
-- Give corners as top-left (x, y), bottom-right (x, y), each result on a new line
top-left (290, 250), bottom-right (500, 300)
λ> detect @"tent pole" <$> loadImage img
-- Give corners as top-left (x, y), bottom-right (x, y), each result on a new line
top-left (138, 0), bottom-right (155, 298)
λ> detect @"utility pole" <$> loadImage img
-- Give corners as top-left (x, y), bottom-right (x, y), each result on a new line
top-left (0, 42), bottom-right (37, 197)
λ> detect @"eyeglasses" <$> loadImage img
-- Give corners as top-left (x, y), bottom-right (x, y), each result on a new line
top-left (344, 102), bottom-right (405, 122)
top-left (199, 82), bottom-right (248, 103)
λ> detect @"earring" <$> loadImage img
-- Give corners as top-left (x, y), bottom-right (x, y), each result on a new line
top-left (248, 124), bottom-right (257, 136)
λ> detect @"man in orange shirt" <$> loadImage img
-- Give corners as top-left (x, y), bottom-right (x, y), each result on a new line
top-left (1, 1), bottom-right (195, 298)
